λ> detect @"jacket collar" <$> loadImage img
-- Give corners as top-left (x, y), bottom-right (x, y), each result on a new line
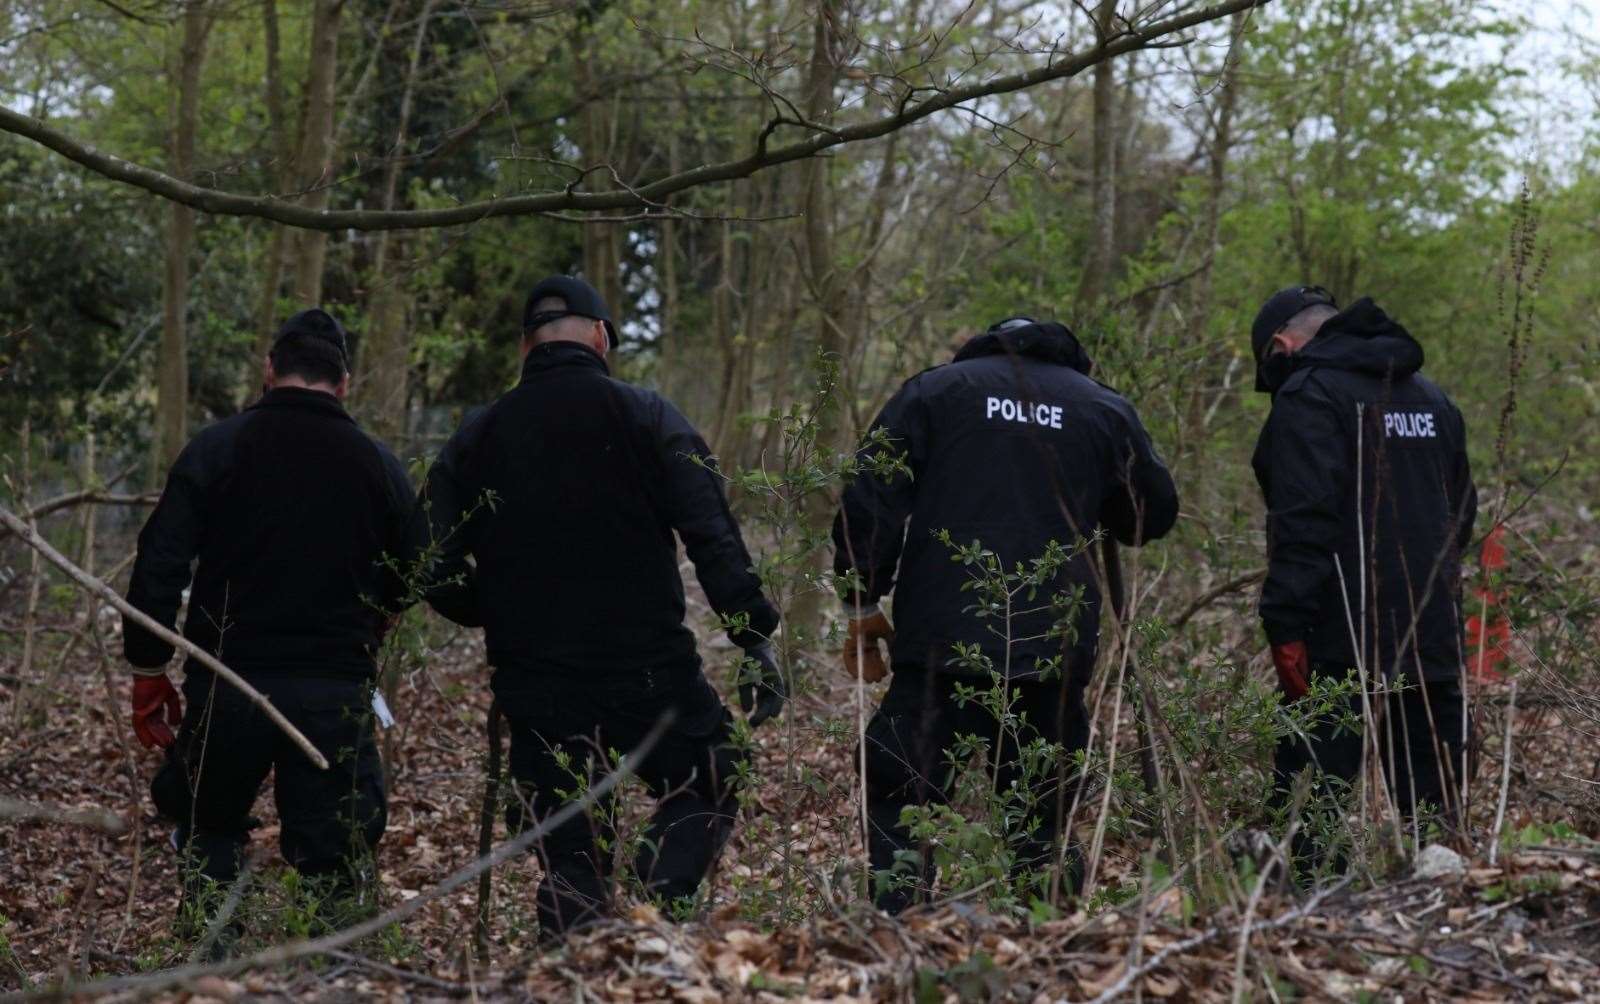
top-left (519, 340), bottom-right (610, 382)
top-left (952, 321), bottom-right (1094, 375)
top-left (251, 385), bottom-right (354, 422)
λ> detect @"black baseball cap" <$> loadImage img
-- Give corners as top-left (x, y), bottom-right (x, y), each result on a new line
top-left (523, 275), bottom-right (617, 348)
top-left (270, 308), bottom-right (349, 370)
top-left (1250, 285), bottom-right (1337, 366)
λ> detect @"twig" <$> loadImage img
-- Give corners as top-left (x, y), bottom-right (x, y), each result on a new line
top-left (0, 491), bottom-right (159, 541)
top-left (326, 951), bottom-right (469, 993)
top-left (1076, 878), bottom-right (1350, 1004)
top-left (3, 710), bottom-right (675, 1003)
top-left (474, 698), bottom-right (505, 961)
top-left (1169, 568), bottom-right (1266, 629)
top-left (1488, 679), bottom-right (1517, 866)
top-left (1229, 785), bottom-right (1304, 1003)
top-left (0, 504), bottom-right (329, 770)
top-left (187, 864), bottom-right (254, 965)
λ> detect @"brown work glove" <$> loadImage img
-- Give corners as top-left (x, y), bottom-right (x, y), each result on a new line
top-left (843, 607), bottom-right (894, 683)
top-left (1271, 641), bottom-right (1310, 702)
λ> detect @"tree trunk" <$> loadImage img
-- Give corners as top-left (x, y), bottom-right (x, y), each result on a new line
top-left (789, 0), bottom-right (841, 640)
top-left (572, 15), bottom-right (626, 331)
top-left (801, 0), bottom-right (842, 418)
top-left (658, 130), bottom-right (680, 351)
top-left (289, 0), bottom-right (343, 306)
top-left (357, 0), bottom-right (437, 446)
top-left (843, 130), bottom-right (900, 436)
top-left (1080, 0), bottom-right (1118, 305)
top-left (251, 0), bottom-right (292, 372)
top-left (1180, 12), bottom-right (1246, 471)
top-left (155, 0), bottom-right (212, 477)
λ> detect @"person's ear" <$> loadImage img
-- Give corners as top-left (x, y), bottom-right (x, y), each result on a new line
top-left (519, 333), bottom-right (535, 360)
top-left (334, 372), bottom-right (351, 400)
top-left (263, 355), bottom-right (277, 389)
top-left (593, 320), bottom-right (609, 357)
top-left (1269, 332), bottom-right (1298, 357)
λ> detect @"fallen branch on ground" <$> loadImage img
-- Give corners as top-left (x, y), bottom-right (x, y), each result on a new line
top-left (0, 797), bottom-right (125, 834)
top-left (0, 504), bottom-right (328, 770)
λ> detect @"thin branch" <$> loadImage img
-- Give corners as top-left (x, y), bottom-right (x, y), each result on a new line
top-left (5, 711), bottom-right (674, 1003)
top-left (0, 491), bottom-right (158, 541)
top-left (1079, 878), bottom-right (1351, 1004)
top-left (0, 504), bottom-right (329, 771)
top-left (0, 0), bottom-right (1273, 232)
top-left (1169, 567), bottom-right (1266, 629)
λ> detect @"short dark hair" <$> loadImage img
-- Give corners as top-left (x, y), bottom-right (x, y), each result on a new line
top-left (269, 334), bottom-right (346, 386)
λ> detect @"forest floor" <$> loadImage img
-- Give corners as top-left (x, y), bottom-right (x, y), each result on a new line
top-left (3, 566), bottom-right (1600, 1002)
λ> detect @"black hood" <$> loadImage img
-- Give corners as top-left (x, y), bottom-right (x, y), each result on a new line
top-left (953, 321), bottom-right (1094, 375)
top-left (1259, 298), bottom-right (1423, 393)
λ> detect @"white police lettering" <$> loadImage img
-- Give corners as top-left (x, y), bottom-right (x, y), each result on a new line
top-left (985, 396), bottom-right (1064, 429)
top-left (1382, 410), bottom-right (1437, 438)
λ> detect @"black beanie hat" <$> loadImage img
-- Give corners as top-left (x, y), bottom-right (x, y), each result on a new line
top-left (523, 275), bottom-right (618, 348)
top-left (270, 308), bottom-right (349, 371)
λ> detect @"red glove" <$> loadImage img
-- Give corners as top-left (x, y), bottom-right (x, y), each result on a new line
top-left (1271, 642), bottom-right (1310, 702)
top-left (131, 674), bottom-right (183, 749)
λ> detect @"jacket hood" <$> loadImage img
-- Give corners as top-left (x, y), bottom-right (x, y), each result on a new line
top-left (952, 321), bottom-right (1093, 375)
top-left (1259, 298), bottom-right (1423, 393)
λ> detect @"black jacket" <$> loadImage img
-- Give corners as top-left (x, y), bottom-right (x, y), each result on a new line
top-left (124, 388), bottom-right (418, 680)
top-left (831, 322), bottom-right (1179, 681)
top-left (1252, 299), bottom-right (1477, 681)
top-left (417, 341), bottom-right (777, 689)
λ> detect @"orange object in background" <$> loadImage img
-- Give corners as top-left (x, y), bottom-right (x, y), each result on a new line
top-left (1465, 524), bottom-right (1510, 682)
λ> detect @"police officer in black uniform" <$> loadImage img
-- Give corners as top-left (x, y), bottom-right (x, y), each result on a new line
top-left (1250, 287), bottom-right (1477, 851)
top-left (125, 309), bottom-right (417, 929)
top-left (833, 317), bottom-right (1179, 913)
top-left (418, 275), bottom-right (783, 938)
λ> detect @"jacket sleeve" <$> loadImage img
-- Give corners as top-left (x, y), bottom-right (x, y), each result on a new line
top-left (414, 418), bottom-right (485, 627)
top-left (1257, 387), bottom-right (1348, 646)
top-left (1098, 400), bottom-right (1179, 546)
top-left (123, 438), bottom-right (211, 669)
top-left (653, 396), bottom-right (779, 648)
top-left (1449, 404), bottom-right (1478, 554)
top-left (375, 445), bottom-right (425, 616)
top-left (831, 380), bottom-right (925, 609)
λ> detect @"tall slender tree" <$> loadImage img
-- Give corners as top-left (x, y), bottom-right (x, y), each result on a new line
top-left (156, 0), bottom-right (214, 475)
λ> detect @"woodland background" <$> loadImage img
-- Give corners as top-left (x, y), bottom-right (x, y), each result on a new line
top-left (2, 0), bottom-right (1600, 999)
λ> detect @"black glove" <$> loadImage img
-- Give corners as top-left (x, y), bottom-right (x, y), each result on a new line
top-left (737, 642), bottom-right (787, 729)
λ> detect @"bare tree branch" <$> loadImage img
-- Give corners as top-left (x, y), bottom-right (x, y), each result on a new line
top-left (0, 490), bottom-right (158, 543)
top-left (0, 0), bottom-right (1272, 232)
top-left (0, 504), bottom-right (329, 771)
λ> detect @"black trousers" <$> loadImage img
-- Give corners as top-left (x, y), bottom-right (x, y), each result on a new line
top-left (1274, 673), bottom-right (1471, 862)
top-left (151, 672), bottom-right (387, 901)
top-left (861, 668), bottom-right (1089, 913)
top-left (497, 667), bottom-right (740, 937)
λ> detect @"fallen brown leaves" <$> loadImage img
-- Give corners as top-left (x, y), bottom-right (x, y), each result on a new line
top-left (3, 576), bottom-right (1599, 1001)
